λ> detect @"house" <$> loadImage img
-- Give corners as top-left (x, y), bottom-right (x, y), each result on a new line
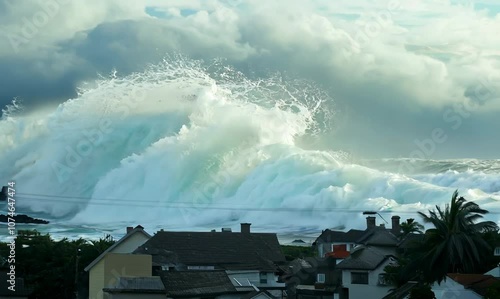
top-left (134, 223), bottom-right (286, 296)
top-left (314, 216), bottom-right (401, 263)
top-left (438, 273), bottom-right (500, 298)
top-left (485, 265), bottom-right (500, 277)
top-left (240, 290), bottom-right (278, 299)
top-left (85, 225), bottom-right (152, 299)
top-left (334, 220), bottom-right (400, 299)
top-left (337, 245), bottom-right (396, 299)
top-left (383, 273), bottom-right (500, 299)
top-left (314, 229), bottom-right (365, 260)
top-left (134, 223), bottom-right (287, 297)
top-left (284, 256), bottom-right (341, 299)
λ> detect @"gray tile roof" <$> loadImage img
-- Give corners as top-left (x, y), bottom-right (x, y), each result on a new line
top-left (160, 270), bottom-right (237, 297)
top-left (240, 290), bottom-right (278, 299)
top-left (336, 246), bottom-right (396, 270)
top-left (315, 229), bottom-right (366, 244)
top-left (135, 231), bottom-right (286, 271)
top-left (397, 233), bottom-right (424, 249)
top-left (134, 247), bottom-right (180, 266)
top-left (357, 229), bottom-right (399, 246)
top-left (103, 277), bottom-right (165, 294)
top-left (315, 227), bottom-right (399, 247)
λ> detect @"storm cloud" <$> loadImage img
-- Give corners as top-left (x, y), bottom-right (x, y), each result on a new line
top-left (1, 0), bottom-right (499, 158)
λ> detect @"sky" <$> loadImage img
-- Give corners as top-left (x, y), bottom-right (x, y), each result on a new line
top-left (0, 0), bottom-right (499, 159)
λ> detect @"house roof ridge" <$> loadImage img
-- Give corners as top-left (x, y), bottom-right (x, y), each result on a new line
top-left (84, 226), bottom-right (151, 272)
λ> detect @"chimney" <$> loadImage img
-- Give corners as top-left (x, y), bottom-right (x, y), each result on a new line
top-left (366, 216), bottom-right (376, 229)
top-left (391, 216), bottom-right (401, 235)
top-left (126, 226), bottom-right (134, 234)
top-left (241, 223), bottom-right (251, 234)
top-left (221, 228), bottom-right (232, 232)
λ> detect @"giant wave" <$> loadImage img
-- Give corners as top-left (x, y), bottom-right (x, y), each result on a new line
top-left (1, 57), bottom-right (499, 238)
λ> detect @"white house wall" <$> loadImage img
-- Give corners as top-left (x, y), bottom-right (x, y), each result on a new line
top-left (341, 259), bottom-right (392, 299)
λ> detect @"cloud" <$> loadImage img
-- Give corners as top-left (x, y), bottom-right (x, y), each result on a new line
top-left (0, 0), bottom-right (499, 158)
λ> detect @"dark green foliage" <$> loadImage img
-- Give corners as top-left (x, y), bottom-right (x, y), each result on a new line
top-left (399, 218), bottom-right (424, 239)
top-left (0, 230), bottom-right (115, 299)
top-left (414, 190), bottom-right (498, 284)
top-left (384, 190), bottom-right (500, 293)
top-left (408, 284), bottom-right (436, 299)
top-left (485, 281), bottom-right (500, 299)
top-left (280, 245), bottom-right (315, 261)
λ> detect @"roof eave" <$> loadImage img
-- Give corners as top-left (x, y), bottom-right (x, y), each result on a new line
top-left (84, 228), bottom-right (151, 272)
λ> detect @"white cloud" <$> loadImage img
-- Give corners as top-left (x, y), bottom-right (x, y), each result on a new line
top-left (1, 0), bottom-right (499, 157)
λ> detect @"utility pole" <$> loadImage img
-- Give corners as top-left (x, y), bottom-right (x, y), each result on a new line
top-left (75, 248), bottom-right (81, 299)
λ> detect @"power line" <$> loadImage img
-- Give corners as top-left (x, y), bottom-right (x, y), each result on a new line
top-left (14, 192), bottom-right (500, 214)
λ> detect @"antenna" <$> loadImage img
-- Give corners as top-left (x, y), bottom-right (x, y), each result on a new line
top-left (362, 211), bottom-right (388, 224)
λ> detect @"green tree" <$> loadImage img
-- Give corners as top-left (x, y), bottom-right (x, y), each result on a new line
top-left (414, 190), bottom-right (498, 283)
top-left (409, 284), bottom-right (436, 299)
top-left (399, 218), bottom-right (424, 239)
top-left (0, 230), bottom-right (115, 299)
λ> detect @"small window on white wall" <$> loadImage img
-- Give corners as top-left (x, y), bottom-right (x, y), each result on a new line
top-left (260, 272), bottom-right (267, 284)
top-left (317, 273), bottom-right (326, 283)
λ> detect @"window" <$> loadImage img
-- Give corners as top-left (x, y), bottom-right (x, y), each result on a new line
top-left (351, 272), bottom-right (368, 284)
top-left (495, 247), bottom-right (500, 256)
top-left (260, 272), bottom-right (267, 284)
top-left (378, 274), bottom-right (389, 286)
top-left (317, 273), bottom-right (326, 283)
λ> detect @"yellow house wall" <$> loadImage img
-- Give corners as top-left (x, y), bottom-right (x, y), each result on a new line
top-left (90, 253), bottom-right (152, 299)
top-left (89, 259), bottom-right (105, 299)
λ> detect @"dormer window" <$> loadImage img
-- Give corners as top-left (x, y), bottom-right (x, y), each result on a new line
top-left (317, 273), bottom-right (326, 283)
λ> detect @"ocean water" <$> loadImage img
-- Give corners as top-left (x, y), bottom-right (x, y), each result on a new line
top-left (1, 57), bottom-right (499, 242)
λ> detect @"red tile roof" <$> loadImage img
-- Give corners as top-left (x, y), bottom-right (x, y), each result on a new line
top-left (325, 251), bottom-right (350, 258)
top-left (448, 273), bottom-right (500, 296)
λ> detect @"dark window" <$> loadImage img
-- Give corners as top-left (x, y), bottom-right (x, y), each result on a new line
top-left (260, 272), bottom-right (267, 284)
top-left (317, 273), bottom-right (326, 283)
top-left (351, 272), bottom-right (368, 284)
top-left (378, 273), bottom-right (389, 285)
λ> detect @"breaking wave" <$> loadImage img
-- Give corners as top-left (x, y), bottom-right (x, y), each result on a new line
top-left (1, 56), bottom-right (499, 235)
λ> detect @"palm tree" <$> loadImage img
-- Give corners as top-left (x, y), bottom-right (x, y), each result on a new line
top-left (414, 190), bottom-right (498, 284)
top-left (399, 218), bottom-right (424, 239)
top-left (89, 234), bottom-right (115, 254)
